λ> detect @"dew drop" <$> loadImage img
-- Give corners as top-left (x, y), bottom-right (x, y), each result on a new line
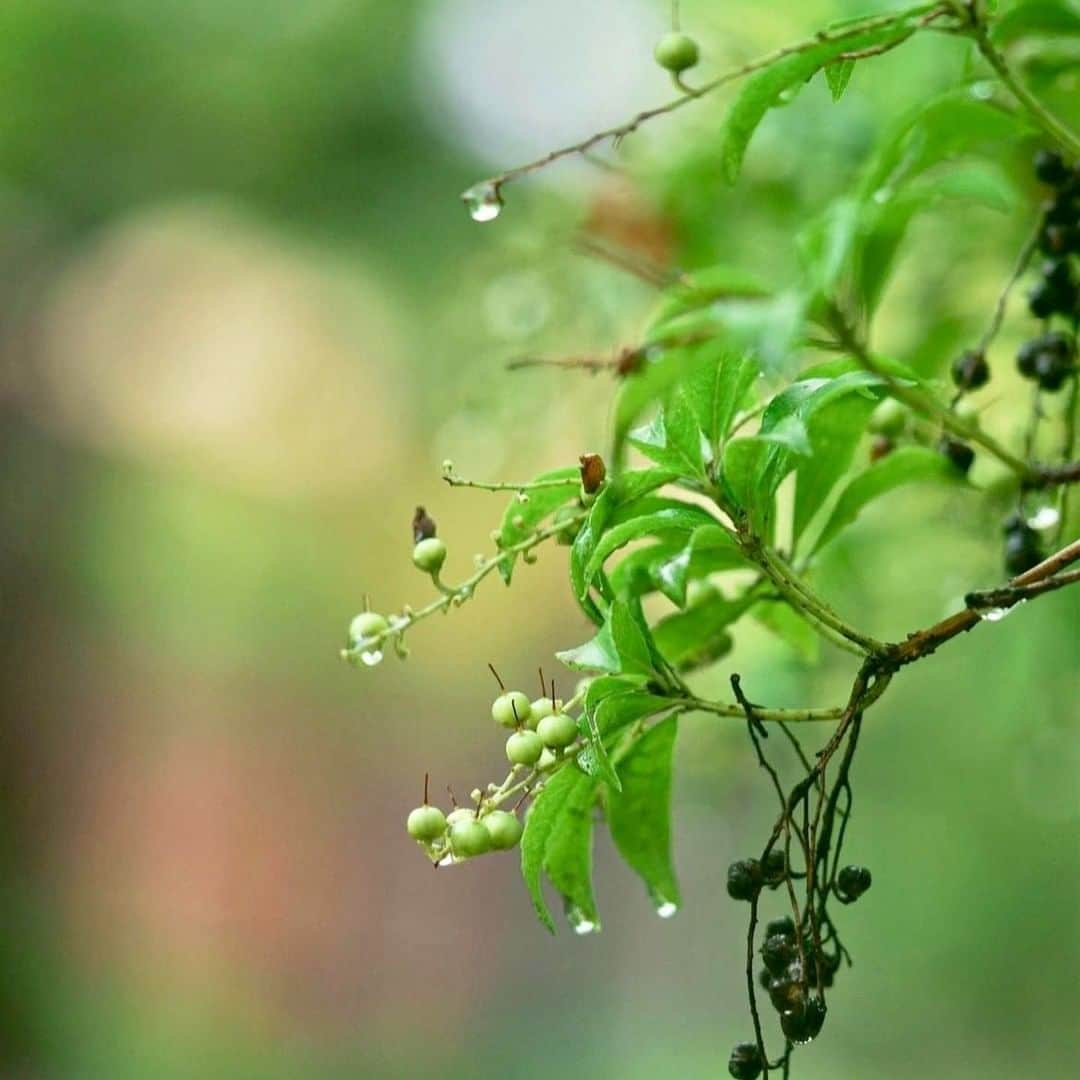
top-left (462, 181), bottom-right (502, 222)
top-left (360, 649), bottom-right (384, 666)
top-left (977, 606), bottom-right (1010, 623)
top-left (566, 904), bottom-right (600, 935)
top-left (969, 80), bottom-right (994, 100)
top-left (1025, 504), bottom-right (1060, 530)
top-left (872, 186), bottom-right (893, 204)
top-left (655, 900), bottom-right (679, 919)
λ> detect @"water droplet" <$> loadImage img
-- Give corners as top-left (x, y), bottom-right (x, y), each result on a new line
top-left (566, 904), bottom-right (600, 935)
top-left (436, 852), bottom-right (458, 868)
top-left (976, 606), bottom-right (1010, 623)
top-left (970, 80), bottom-right (994, 100)
top-left (462, 181), bottom-right (502, 222)
top-left (872, 187), bottom-right (893, 205)
top-left (360, 649), bottom-right (383, 666)
top-left (655, 900), bottom-right (679, 919)
top-left (1025, 504), bottom-right (1060, 530)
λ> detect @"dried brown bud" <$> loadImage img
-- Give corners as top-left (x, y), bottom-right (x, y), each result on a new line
top-left (412, 506), bottom-right (437, 543)
top-left (579, 453), bottom-right (607, 495)
top-left (616, 346), bottom-right (645, 378)
top-left (869, 435), bottom-right (893, 463)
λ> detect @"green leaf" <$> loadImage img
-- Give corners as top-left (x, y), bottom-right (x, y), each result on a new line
top-left (496, 467), bottom-right (579, 583)
top-left (607, 537), bottom-right (687, 598)
top-left (612, 348), bottom-right (692, 463)
top-left (521, 763), bottom-right (600, 932)
top-left (792, 393), bottom-right (879, 547)
top-left (799, 197), bottom-right (861, 295)
top-left (628, 388), bottom-right (708, 478)
top-left (992, 1), bottom-right (1080, 45)
top-left (647, 266), bottom-right (771, 328)
top-left (682, 342), bottom-right (760, 456)
top-left (824, 58), bottom-right (855, 101)
top-left (556, 599), bottom-right (657, 677)
top-left (752, 598), bottom-right (821, 663)
top-left (812, 445), bottom-right (969, 553)
top-left (608, 717), bottom-right (681, 912)
top-left (582, 504), bottom-right (718, 587)
top-left (719, 22), bottom-right (921, 184)
top-left (652, 587), bottom-right (754, 671)
top-left (654, 524), bottom-right (748, 607)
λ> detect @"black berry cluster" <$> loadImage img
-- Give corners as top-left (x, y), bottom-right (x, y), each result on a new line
top-left (1030, 151), bottom-right (1079, 317)
top-left (1002, 511), bottom-right (1043, 576)
top-left (1016, 331), bottom-right (1076, 393)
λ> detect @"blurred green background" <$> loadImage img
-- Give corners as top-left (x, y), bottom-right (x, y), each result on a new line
top-left (1, 1), bottom-right (1077, 1077)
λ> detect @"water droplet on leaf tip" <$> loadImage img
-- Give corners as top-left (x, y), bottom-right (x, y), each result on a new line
top-left (462, 181), bottom-right (502, 222)
top-left (360, 649), bottom-right (384, 666)
top-left (566, 905), bottom-right (600, 935)
top-left (655, 900), bottom-right (679, 919)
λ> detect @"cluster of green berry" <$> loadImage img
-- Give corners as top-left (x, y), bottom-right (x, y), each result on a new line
top-left (723, 854), bottom-right (872, 1078)
top-left (403, 677), bottom-right (584, 866)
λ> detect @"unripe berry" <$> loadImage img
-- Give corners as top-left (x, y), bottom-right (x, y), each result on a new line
top-left (506, 730), bottom-right (544, 766)
top-left (349, 611), bottom-right (388, 647)
top-left (530, 697), bottom-right (556, 727)
top-left (654, 31), bottom-right (700, 73)
top-left (412, 537), bottom-right (447, 575)
top-left (868, 397), bottom-right (907, 437)
top-left (726, 859), bottom-right (762, 901)
top-left (492, 691), bottom-right (532, 729)
top-left (727, 1041), bottom-right (763, 1080)
top-left (483, 810), bottom-right (524, 850)
top-left (837, 863), bottom-right (872, 901)
top-left (537, 712), bottom-right (578, 750)
top-left (446, 806), bottom-right (478, 827)
top-left (406, 805), bottom-right (447, 843)
top-left (449, 818), bottom-right (491, 857)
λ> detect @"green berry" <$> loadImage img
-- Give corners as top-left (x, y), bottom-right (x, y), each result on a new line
top-left (531, 697), bottom-right (556, 721)
top-left (349, 611), bottom-right (388, 647)
top-left (492, 691), bottom-right (532, 729)
top-left (446, 806), bottom-right (478, 826)
top-left (537, 712), bottom-right (578, 750)
top-left (506, 730), bottom-right (544, 766)
top-left (868, 397), bottom-right (906, 437)
top-left (449, 818), bottom-right (491, 857)
top-left (412, 537), bottom-right (447, 575)
top-left (483, 810), bottom-right (523, 850)
top-left (654, 31), bottom-right (699, 73)
top-left (406, 805), bottom-right (447, 843)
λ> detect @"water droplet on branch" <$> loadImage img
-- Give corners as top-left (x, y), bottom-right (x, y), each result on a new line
top-left (462, 181), bottom-right (503, 222)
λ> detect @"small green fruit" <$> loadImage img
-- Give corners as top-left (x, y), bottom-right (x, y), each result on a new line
top-left (412, 537), bottom-right (447, 575)
top-left (537, 748), bottom-right (558, 771)
top-left (868, 397), bottom-right (906, 437)
top-left (506, 730), bottom-right (544, 766)
top-left (449, 818), bottom-right (491, 857)
top-left (492, 691), bottom-right (532, 729)
top-left (529, 697), bottom-right (555, 730)
top-left (537, 712), bottom-right (578, 749)
top-left (446, 806), bottom-right (478, 827)
top-left (349, 611), bottom-right (388, 647)
top-left (483, 810), bottom-right (523, 850)
top-left (406, 805), bottom-right (447, 843)
top-left (654, 31), bottom-right (700, 73)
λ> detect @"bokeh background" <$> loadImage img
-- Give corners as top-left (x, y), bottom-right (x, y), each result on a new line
top-left (1, 1), bottom-right (1078, 1077)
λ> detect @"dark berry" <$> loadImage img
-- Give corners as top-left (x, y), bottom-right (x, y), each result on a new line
top-left (761, 933), bottom-right (796, 976)
top-left (1029, 276), bottom-right (1078, 319)
top-left (727, 1042), bottom-right (763, 1080)
top-left (765, 915), bottom-right (796, 940)
top-left (726, 859), bottom-right (762, 901)
top-left (768, 973), bottom-right (805, 1013)
top-left (1042, 259), bottom-right (1074, 290)
top-left (1003, 516), bottom-right (1043, 576)
top-left (759, 966), bottom-right (773, 991)
top-left (1034, 150), bottom-right (1072, 188)
top-left (762, 848), bottom-right (787, 886)
top-left (1038, 223), bottom-right (1079, 257)
top-left (951, 348), bottom-right (989, 390)
top-left (1043, 193), bottom-right (1078, 226)
top-left (837, 864), bottom-right (872, 901)
top-left (781, 997), bottom-right (827, 1044)
top-left (939, 436), bottom-right (975, 475)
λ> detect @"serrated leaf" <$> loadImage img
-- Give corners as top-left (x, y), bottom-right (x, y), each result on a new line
top-left (496, 467), bottom-right (579, 583)
top-left (992, 0), bottom-right (1080, 45)
top-left (824, 58), bottom-right (856, 101)
top-left (608, 716), bottom-right (680, 912)
top-left (812, 445), bottom-right (969, 553)
top-left (627, 388), bottom-right (708, 478)
top-left (521, 764), bottom-right (600, 932)
top-left (582, 504), bottom-right (718, 586)
top-left (719, 22), bottom-right (921, 184)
